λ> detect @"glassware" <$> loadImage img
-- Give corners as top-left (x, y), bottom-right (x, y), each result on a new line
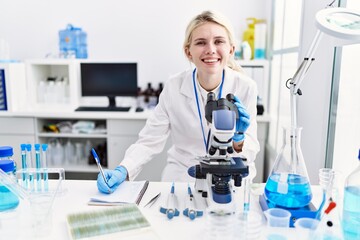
top-left (236, 211), bottom-right (262, 239)
top-left (264, 127), bottom-right (312, 208)
top-left (342, 149), bottom-right (360, 238)
top-left (0, 154), bottom-right (19, 211)
top-left (294, 218), bottom-right (319, 240)
top-left (204, 207), bottom-right (236, 240)
top-left (264, 208), bottom-right (291, 228)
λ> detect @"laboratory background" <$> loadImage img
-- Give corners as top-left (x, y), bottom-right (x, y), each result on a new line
top-left (0, 0), bottom-right (358, 183)
top-left (0, 0), bottom-right (360, 239)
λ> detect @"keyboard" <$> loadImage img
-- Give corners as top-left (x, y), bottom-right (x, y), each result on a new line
top-left (75, 106), bottom-right (131, 112)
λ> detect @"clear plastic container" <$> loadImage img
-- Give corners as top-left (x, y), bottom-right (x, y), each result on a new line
top-left (59, 24), bottom-right (87, 59)
top-left (0, 149), bottom-right (20, 211)
top-left (342, 149), bottom-right (360, 238)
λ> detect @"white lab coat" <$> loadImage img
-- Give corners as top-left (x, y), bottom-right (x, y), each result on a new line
top-left (121, 67), bottom-right (260, 182)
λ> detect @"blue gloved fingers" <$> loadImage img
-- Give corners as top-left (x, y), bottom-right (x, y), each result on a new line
top-left (233, 95), bottom-right (241, 103)
top-left (107, 166), bottom-right (127, 189)
top-left (238, 115), bottom-right (250, 129)
top-left (97, 172), bottom-right (112, 194)
top-left (234, 102), bottom-right (250, 119)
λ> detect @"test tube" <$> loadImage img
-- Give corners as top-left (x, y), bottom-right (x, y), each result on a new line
top-left (34, 144), bottom-right (42, 191)
top-left (42, 144), bottom-right (49, 192)
top-left (26, 144), bottom-right (34, 192)
top-left (20, 144), bottom-right (28, 188)
top-left (243, 177), bottom-right (251, 212)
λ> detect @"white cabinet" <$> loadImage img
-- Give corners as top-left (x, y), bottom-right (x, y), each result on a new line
top-left (25, 59), bottom-right (79, 111)
top-left (238, 60), bottom-right (269, 112)
top-left (0, 117), bottom-right (36, 167)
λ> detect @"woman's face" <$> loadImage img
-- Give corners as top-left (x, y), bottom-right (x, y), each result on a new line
top-left (185, 22), bottom-right (234, 75)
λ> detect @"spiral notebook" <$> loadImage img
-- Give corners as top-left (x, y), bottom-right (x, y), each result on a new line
top-left (88, 181), bottom-right (149, 206)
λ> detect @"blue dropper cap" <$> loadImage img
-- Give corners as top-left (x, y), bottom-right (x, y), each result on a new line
top-left (358, 148), bottom-right (360, 160)
top-left (20, 144), bottom-right (27, 151)
top-left (26, 144), bottom-right (31, 151)
top-left (41, 144), bottom-right (48, 152)
top-left (34, 144), bottom-right (40, 151)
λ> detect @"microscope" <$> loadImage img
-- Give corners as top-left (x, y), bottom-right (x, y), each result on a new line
top-left (188, 92), bottom-right (249, 207)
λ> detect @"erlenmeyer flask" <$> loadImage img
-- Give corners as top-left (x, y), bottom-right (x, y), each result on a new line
top-left (264, 127), bottom-right (312, 208)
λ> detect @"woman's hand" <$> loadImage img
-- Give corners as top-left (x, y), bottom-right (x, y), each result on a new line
top-left (97, 166), bottom-right (128, 194)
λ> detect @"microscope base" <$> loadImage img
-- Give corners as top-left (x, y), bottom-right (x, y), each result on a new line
top-left (259, 194), bottom-right (318, 227)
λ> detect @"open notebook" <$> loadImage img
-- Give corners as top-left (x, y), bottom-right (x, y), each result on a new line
top-left (88, 181), bottom-right (149, 206)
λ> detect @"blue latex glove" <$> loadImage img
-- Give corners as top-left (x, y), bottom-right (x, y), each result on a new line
top-left (232, 95), bottom-right (250, 142)
top-left (97, 166), bottom-right (128, 194)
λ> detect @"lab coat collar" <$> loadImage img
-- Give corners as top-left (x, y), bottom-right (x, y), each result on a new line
top-left (179, 67), bottom-right (233, 100)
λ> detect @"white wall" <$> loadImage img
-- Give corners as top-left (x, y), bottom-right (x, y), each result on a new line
top-left (0, 0), bottom-right (268, 89)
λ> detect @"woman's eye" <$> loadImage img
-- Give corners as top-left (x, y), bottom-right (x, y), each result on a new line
top-left (195, 41), bottom-right (205, 45)
top-left (215, 40), bottom-right (225, 44)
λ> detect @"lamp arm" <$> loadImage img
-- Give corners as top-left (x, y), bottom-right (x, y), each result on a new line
top-left (290, 30), bottom-right (324, 129)
top-left (291, 30), bottom-right (324, 94)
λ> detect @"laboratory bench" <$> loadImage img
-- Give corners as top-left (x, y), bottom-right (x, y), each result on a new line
top-left (0, 111), bottom-right (270, 183)
top-left (0, 180), bottom-right (324, 240)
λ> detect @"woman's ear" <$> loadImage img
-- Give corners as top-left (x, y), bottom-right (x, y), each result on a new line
top-left (185, 48), bottom-right (192, 61)
top-left (229, 45), bottom-right (235, 55)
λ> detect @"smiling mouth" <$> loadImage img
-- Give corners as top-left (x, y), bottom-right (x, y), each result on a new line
top-left (203, 58), bottom-right (220, 63)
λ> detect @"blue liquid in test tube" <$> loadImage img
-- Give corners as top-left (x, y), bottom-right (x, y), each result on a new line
top-left (34, 144), bottom-right (42, 191)
top-left (20, 144), bottom-right (27, 188)
top-left (26, 144), bottom-right (34, 192)
top-left (42, 144), bottom-right (49, 192)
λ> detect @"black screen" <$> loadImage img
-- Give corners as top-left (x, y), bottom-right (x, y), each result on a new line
top-left (80, 63), bottom-right (137, 97)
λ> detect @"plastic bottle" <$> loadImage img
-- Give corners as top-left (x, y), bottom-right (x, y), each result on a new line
top-left (0, 146), bottom-right (19, 211)
top-left (241, 41), bottom-right (252, 61)
top-left (143, 83), bottom-right (154, 106)
top-left (342, 149), bottom-right (360, 238)
top-left (254, 20), bottom-right (267, 59)
top-left (64, 140), bottom-right (75, 165)
top-left (37, 80), bottom-right (46, 103)
top-left (84, 140), bottom-right (92, 161)
top-left (155, 83), bottom-right (164, 104)
top-left (242, 18), bottom-right (256, 59)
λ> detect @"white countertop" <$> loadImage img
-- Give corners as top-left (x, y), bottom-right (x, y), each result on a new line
top-left (0, 110), bottom-right (271, 122)
top-left (0, 180), bottom-right (324, 240)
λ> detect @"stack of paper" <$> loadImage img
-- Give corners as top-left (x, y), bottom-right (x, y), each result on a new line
top-left (88, 181), bottom-right (149, 206)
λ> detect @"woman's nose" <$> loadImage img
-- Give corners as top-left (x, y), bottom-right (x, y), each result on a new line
top-left (205, 44), bottom-right (216, 54)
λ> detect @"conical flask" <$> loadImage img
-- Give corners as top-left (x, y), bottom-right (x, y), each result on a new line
top-left (264, 127), bottom-right (312, 208)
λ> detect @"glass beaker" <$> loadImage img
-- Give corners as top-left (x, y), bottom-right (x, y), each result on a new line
top-left (264, 127), bottom-right (312, 208)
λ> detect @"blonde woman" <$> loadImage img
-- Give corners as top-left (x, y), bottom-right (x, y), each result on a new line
top-left (97, 10), bottom-right (260, 193)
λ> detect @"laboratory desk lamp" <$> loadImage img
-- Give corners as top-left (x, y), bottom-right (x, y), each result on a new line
top-left (260, 6), bottom-right (360, 227)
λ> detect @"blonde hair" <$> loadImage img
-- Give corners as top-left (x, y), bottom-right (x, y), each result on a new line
top-left (183, 10), bottom-right (242, 72)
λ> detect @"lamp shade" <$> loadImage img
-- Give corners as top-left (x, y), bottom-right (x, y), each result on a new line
top-left (316, 7), bottom-right (360, 40)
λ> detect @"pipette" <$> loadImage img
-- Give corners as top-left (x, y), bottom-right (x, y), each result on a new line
top-left (183, 184), bottom-right (203, 220)
top-left (160, 182), bottom-right (180, 219)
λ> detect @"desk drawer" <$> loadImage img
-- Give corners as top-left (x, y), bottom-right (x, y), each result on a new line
top-left (0, 117), bottom-right (35, 134)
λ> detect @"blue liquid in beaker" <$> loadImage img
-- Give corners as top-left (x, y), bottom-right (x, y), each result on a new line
top-left (264, 173), bottom-right (312, 208)
top-left (343, 186), bottom-right (360, 237)
top-left (0, 185), bottom-right (20, 211)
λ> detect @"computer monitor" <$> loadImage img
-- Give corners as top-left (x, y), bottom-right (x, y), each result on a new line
top-left (80, 62), bottom-right (138, 108)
